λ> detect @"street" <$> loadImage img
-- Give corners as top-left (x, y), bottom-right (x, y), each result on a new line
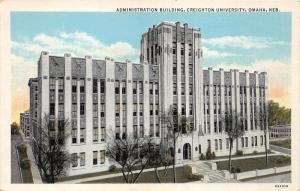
top-left (11, 134), bottom-right (23, 183)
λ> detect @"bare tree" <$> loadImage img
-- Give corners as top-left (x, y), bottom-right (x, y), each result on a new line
top-left (220, 111), bottom-right (245, 172)
top-left (148, 142), bottom-right (173, 183)
top-left (256, 108), bottom-right (269, 167)
top-left (159, 106), bottom-right (192, 183)
top-left (105, 130), bottom-right (154, 183)
top-left (33, 113), bottom-right (70, 183)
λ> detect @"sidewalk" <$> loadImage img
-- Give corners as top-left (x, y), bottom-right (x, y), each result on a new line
top-left (19, 131), bottom-right (43, 183)
top-left (210, 153), bottom-right (282, 163)
top-left (11, 134), bottom-right (23, 183)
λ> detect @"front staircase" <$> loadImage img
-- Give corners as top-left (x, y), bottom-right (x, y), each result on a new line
top-left (188, 161), bottom-right (239, 183)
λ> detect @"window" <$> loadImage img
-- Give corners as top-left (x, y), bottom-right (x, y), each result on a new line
top-left (189, 65), bottom-right (193, 76)
top-left (116, 104), bottom-right (120, 117)
top-left (181, 84), bottom-right (185, 95)
top-left (93, 79), bottom-right (98, 93)
top-left (122, 126), bottom-right (127, 139)
top-left (93, 104), bottom-right (98, 118)
top-left (100, 150), bottom-right (105, 164)
top-left (189, 86), bottom-right (193, 95)
top-left (58, 103), bottom-right (64, 117)
top-left (260, 135), bottom-right (264, 145)
top-left (173, 63), bottom-right (177, 75)
top-left (245, 137), bottom-right (248, 147)
top-left (71, 153), bottom-right (78, 167)
top-left (150, 124), bottom-right (154, 137)
top-left (155, 124), bottom-right (160, 137)
top-left (139, 82), bottom-right (143, 94)
top-left (133, 125), bottom-right (138, 138)
top-left (155, 83), bottom-right (159, 95)
top-left (226, 138), bottom-right (229, 149)
top-left (122, 81), bottom-right (126, 94)
top-left (50, 103), bottom-right (55, 115)
top-left (173, 83), bottom-right (177, 95)
top-left (155, 104), bottom-right (159, 115)
top-left (241, 137), bottom-right (244, 147)
top-left (172, 42), bottom-right (176, 54)
top-left (93, 127), bottom-right (98, 142)
top-left (72, 104), bottom-right (77, 118)
top-left (72, 79), bottom-right (77, 93)
top-left (139, 125), bottom-right (144, 138)
top-left (255, 136), bottom-right (257, 146)
top-left (50, 78), bottom-right (55, 90)
top-left (71, 128), bottom-right (77, 144)
top-left (215, 139), bottom-right (218, 150)
top-left (181, 63), bottom-right (185, 75)
top-left (115, 126), bottom-right (120, 139)
top-left (115, 81), bottom-right (120, 94)
top-left (80, 128), bottom-right (86, 143)
top-left (180, 43), bottom-right (184, 55)
top-left (149, 83), bottom-right (153, 94)
top-left (133, 81), bottom-right (137, 94)
top-left (79, 152), bottom-right (85, 166)
top-left (100, 104), bottom-right (105, 117)
top-left (80, 103), bottom-right (85, 115)
top-left (133, 104), bottom-right (137, 116)
top-left (93, 151), bottom-right (98, 165)
top-left (98, 127), bottom-right (105, 141)
top-left (219, 139), bottom-right (222, 150)
top-left (80, 79), bottom-right (85, 93)
top-left (251, 137), bottom-right (254, 146)
top-left (58, 78), bottom-right (64, 92)
top-left (100, 80), bottom-right (105, 94)
top-left (150, 104), bottom-right (154, 116)
top-left (139, 103), bottom-right (143, 116)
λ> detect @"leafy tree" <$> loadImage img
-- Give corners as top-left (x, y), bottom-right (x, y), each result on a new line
top-left (268, 100), bottom-right (291, 126)
top-left (33, 113), bottom-right (70, 183)
top-left (11, 122), bottom-right (19, 135)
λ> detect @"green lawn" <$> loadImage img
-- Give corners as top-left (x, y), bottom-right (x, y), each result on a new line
top-left (83, 166), bottom-right (202, 183)
top-left (217, 155), bottom-right (291, 172)
top-left (270, 139), bottom-right (291, 149)
top-left (58, 169), bottom-right (122, 182)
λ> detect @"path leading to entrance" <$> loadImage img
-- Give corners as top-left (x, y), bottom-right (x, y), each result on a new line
top-left (11, 134), bottom-right (23, 183)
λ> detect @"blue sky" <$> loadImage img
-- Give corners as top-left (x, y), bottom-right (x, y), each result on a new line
top-left (11, 12), bottom-right (292, 122)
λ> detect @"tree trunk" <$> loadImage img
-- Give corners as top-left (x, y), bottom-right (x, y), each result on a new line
top-left (228, 140), bottom-right (232, 173)
top-left (173, 139), bottom-right (176, 183)
top-left (264, 133), bottom-right (268, 167)
top-left (155, 167), bottom-right (161, 183)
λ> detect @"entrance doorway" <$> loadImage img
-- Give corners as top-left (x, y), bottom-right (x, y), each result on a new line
top-left (183, 143), bottom-right (191, 160)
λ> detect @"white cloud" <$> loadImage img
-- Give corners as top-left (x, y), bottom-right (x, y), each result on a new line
top-left (203, 36), bottom-right (272, 49)
top-left (12, 31), bottom-right (139, 62)
top-left (202, 47), bottom-right (237, 58)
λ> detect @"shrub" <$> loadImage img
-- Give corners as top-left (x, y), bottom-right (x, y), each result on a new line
top-left (183, 165), bottom-right (203, 180)
top-left (108, 165), bottom-right (117, 172)
top-left (11, 122), bottom-right (19, 135)
top-left (206, 145), bottom-right (212, 160)
top-left (230, 167), bottom-right (235, 173)
top-left (267, 149), bottom-right (272, 154)
top-left (17, 144), bottom-right (27, 157)
top-left (200, 153), bottom-right (205, 160)
top-left (236, 150), bottom-right (243, 156)
top-left (235, 167), bottom-right (241, 173)
top-left (20, 158), bottom-right (31, 169)
top-left (275, 156), bottom-right (291, 165)
top-left (253, 150), bottom-right (258, 154)
top-left (212, 152), bottom-right (216, 159)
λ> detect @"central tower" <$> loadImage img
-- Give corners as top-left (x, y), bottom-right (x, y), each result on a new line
top-left (140, 22), bottom-right (204, 160)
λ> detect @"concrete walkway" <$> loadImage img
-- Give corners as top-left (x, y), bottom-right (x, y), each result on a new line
top-left (270, 145), bottom-right (291, 155)
top-left (11, 134), bottom-right (23, 183)
top-left (210, 153), bottom-right (281, 163)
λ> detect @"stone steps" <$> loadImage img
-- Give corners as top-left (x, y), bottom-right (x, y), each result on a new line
top-left (190, 162), bottom-right (240, 183)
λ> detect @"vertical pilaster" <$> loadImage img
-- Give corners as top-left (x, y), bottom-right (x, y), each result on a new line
top-left (105, 57), bottom-right (115, 136)
top-left (209, 68), bottom-right (213, 135)
top-left (40, 51), bottom-right (50, 117)
top-left (126, 61), bottom-right (133, 135)
top-left (143, 63), bottom-right (150, 136)
top-left (64, 53), bottom-right (72, 146)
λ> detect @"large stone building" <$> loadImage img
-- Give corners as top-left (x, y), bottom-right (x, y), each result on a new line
top-left (20, 112), bottom-right (30, 138)
top-left (28, 21), bottom-right (268, 176)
